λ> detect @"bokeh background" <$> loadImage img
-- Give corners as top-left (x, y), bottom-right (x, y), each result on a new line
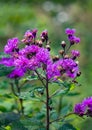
top-left (0, 0), bottom-right (92, 129)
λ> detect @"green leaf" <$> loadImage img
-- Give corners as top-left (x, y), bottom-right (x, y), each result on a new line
top-left (52, 88), bottom-right (70, 97)
top-left (67, 92), bottom-right (80, 96)
top-left (58, 123), bottom-right (77, 130)
top-left (10, 121), bottom-right (28, 130)
top-left (0, 52), bottom-right (10, 59)
top-left (0, 64), bottom-right (14, 77)
top-left (25, 75), bottom-right (38, 81)
top-left (20, 117), bottom-right (43, 129)
top-left (0, 105), bottom-right (7, 112)
top-left (0, 112), bottom-right (20, 126)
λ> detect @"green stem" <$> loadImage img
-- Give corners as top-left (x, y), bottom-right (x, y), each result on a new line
top-left (50, 112), bottom-right (75, 124)
top-left (35, 70), bottom-right (46, 87)
top-left (14, 78), bottom-right (24, 115)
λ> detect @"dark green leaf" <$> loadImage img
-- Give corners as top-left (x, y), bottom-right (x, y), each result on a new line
top-left (67, 92), bottom-right (80, 96)
top-left (10, 121), bottom-right (28, 130)
top-left (0, 112), bottom-right (20, 126)
top-left (0, 105), bottom-right (7, 112)
top-left (0, 52), bottom-right (10, 59)
top-left (58, 123), bottom-right (77, 130)
top-left (52, 88), bottom-right (70, 97)
top-left (0, 65), bottom-right (14, 77)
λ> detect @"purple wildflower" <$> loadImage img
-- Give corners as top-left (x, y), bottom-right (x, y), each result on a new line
top-left (68, 36), bottom-right (80, 44)
top-left (8, 68), bottom-right (25, 78)
top-left (4, 38), bottom-right (19, 54)
top-left (36, 48), bottom-right (50, 64)
top-left (46, 60), bottom-right (61, 80)
top-left (65, 28), bottom-right (76, 35)
top-left (71, 50), bottom-right (80, 58)
top-left (58, 58), bottom-right (79, 78)
top-left (82, 97), bottom-right (92, 108)
top-left (74, 103), bottom-right (85, 116)
top-left (14, 55), bottom-right (29, 70)
top-left (28, 57), bottom-right (40, 70)
top-left (74, 97), bottom-right (92, 117)
top-left (0, 58), bottom-right (14, 67)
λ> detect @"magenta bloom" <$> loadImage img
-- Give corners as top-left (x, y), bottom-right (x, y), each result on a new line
top-left (8, 68), bottom-right (25, 78)
top-left (68, 36), bottom-right (80, 44)
top-left (14, 56), bottom-right (29, 70)
top-left (4, 38), bottom-right (19, 54)
top-left (65, 28), bottom-right (76, 35)
top-left (74, 103), bottom-right (85, 116)
top-left (82, 97), bottom-right (92, 108)
top-left (71, 50), bottom-right (80, 57)
top-left (0, 58), bottom-right (14, 67)
top-left (59, 58), bottom-right (78, 78)
top-left (74, 97), bottom-right (92, 117)
top-left (28, 57), bottom-right (40, 70)
top-left (46, 60), bottom-right (61, 80)
top-left (36, 48), bottom-right (50, 64)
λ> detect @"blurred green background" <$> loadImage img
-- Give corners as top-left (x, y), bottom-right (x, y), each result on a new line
top-left (0, 0), bottom-right (92, 129)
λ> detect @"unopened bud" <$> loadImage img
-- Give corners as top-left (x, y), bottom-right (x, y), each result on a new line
top-left (77, 71), bottom-right (81, 76)
top-left (61, 41), bottom-right (66, 48)
top-left (38, 40), bottom-right (43, 47)
top-left (46, 45), bottom-right (51, 51)
top-left (64, 55), bottom-right (69, 59)
top-left (53, 55), bottom-right (59, 62)
top-left (75, 61), bottom-right (79, 65)
top-left (59, 50), bottom-right (64, 55)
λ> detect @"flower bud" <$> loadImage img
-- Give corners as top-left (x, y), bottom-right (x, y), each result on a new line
top-left (64, 55), bottom-right (69, 59)
top-left (52, 55), bottom-right (59, 62)
top-left (61, 41), bottom-right (66, 48)
top-left (59, 50), bottom-right (64, 55)
top-left (38, 40), bottom-right (43, 47)
top-left (46, 45), bottom-right (51, 51)
top-left (77, 71), bottom-right (81, 77)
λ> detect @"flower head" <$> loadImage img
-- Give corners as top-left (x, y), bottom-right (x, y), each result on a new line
top-left (74, 97), bottom-right (92, 117)
top-left (4, 38), bottom-right (19, 54)
top-left (65, 28), bottom-right (76, 35)
top-left (8, 68), bottom-right (25, 78)
top-left (71, 50), bottom-right (80, 58)
top-left (68, 36), bottom-right (80, 44)
top-left (74, 103), bottom-right (85, 116)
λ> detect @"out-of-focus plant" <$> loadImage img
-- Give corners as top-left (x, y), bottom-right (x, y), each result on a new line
top-left (0, 27), bottom-right (90, 130)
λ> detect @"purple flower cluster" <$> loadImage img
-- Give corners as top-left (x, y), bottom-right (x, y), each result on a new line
top-left (74, 97), bottom-right (92, 117)
top-left (0, 28), bottom-right (80, 80)
top-left (65, 28), bottom-right (80, 44)
top-left (47, 58), bottom-right (79, 79)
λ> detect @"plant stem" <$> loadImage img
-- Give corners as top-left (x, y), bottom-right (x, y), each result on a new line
top-left (50, 112), bottom-right (75, 124)
top-left (10, 82), bottom-right (17, 96)
top-left (14, 79), bottom-right (24, 115)
top-left (46, 75), bottom-right (50, 130)
top-left (35, 70), bottom-right (46, 87)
